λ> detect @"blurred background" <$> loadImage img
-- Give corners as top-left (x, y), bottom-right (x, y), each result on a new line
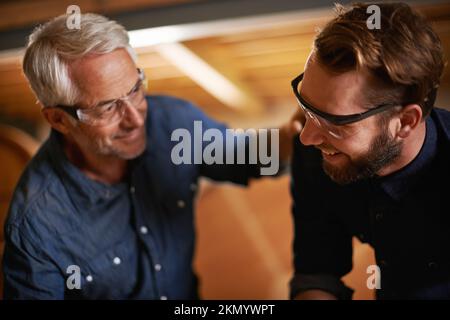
top-left (0, 0), bottom-right (449, 300)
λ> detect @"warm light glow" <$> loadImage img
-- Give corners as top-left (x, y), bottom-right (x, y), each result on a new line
top-left (154, 43), bottom-right (246, 108)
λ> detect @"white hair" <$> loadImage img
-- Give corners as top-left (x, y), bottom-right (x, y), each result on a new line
top-left (23, 13), bottom-right (137, 107)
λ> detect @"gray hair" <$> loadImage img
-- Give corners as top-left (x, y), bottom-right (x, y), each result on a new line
top-left (23, 13), bottom-right (137, 107)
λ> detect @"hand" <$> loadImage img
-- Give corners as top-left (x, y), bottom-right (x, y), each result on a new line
top-left (279, 108), bottom-right (305, 162)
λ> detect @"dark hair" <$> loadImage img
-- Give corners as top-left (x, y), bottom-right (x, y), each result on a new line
top-left (313, 2), bottom-right (445, 117)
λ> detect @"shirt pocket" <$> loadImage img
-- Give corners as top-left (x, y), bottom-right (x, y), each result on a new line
top-left (80, 233), bottom-right (140, 299)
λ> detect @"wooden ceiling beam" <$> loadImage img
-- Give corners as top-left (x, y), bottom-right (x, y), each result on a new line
top-left (153, 42), bottom-right (263, 114)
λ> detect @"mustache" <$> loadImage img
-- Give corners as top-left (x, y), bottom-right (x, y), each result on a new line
top-left (113, 127), bottom-right (141, 139)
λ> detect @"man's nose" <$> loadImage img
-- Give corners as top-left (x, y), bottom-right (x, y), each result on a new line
top-left (299, 118), bottom-right (325, 146)
top-left (120, 100), bottom-right (145, 128)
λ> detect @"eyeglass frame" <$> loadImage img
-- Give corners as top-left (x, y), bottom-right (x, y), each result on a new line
top-left (54, 68), bottom-right (146, 124)
top-left (291, 72), bottom-right (400, 126)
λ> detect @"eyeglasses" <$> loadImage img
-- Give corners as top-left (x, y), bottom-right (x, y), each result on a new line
top-left (55, 68), bottom-right (147, 126)
top-left (291, 73), bottom-right (399, 139)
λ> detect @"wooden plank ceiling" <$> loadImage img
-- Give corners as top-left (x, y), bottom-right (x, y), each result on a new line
top-left (0, 1), bottom-right (449, 134)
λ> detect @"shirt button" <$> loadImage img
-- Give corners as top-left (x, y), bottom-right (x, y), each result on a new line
top-left (177, 200), bottom-right (185, 208)
top-left (359, 233), bottom-right (365, 241)
top-left (375, 213), bottom-right (383, 221)
top-left (428, 262), bottom-right (439, 269)
top-left (190, 183), bottom-right (197, 191)
top-left (140, 226), bottom-right (148, 235)
top-left (113, 257), bottom-right (121, 265)
top-left (130, 186), bottom-right (136, 194)
top-left (160, 296), bottom-right (168, 300)
top-left (86, 275), bottom-right (93, 282)
top-left (155, 264), bottom-right (162, 271)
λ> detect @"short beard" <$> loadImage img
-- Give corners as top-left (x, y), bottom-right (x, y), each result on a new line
top-left (94, 136), bottom-right (147, 160)
top-left (323, 127), bottom-right (403, 185)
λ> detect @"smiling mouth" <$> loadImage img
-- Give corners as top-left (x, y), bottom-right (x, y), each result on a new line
top-left (321, 150), bottom-right (341, 156)
top-left (317, 146), bottom-right (343, 159)
top-left (115, 128), bottom-right (141, 140)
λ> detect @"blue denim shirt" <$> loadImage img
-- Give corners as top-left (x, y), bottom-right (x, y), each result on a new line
top-left (2, 95), bottom-right (263, 299)
top-left (290, 108), bottom-right (450, 299)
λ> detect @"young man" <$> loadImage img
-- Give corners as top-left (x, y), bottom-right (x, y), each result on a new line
top-left (2, 13), bottom-right (298, 299)
top-left (290, 2), bottom-right (449, 299)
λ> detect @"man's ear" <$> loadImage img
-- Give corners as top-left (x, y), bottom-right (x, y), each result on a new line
top-left (41, 107), bottom-right (73, 135)
top-left (396, 104), bottom-right (423, 139)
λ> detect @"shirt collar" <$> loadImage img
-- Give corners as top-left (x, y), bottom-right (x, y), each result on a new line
top-left (47, 129), bottom-right (130, 207)
top-left (374, 115), bottom-right (438, 201)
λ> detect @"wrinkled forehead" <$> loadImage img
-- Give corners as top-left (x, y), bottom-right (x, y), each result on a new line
top-left (70, 48), bottom-right (138, 105)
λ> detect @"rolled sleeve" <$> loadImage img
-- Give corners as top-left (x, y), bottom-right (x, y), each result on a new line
top-left (166, 96), bottom-right (265, 184)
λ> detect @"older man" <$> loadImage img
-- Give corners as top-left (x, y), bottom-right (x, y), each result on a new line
top-left (2, 13), bottom-right (298, 299)
top-left (290, 2), bottom-right (449, 300)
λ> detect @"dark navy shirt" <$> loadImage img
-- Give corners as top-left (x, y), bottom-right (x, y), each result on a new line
top-left (2, 95), bottom-right (262, 299)
top-left (290, 108), bottom-right (450, 300)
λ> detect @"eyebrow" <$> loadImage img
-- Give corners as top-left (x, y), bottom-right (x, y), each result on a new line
top-left (94, 77), bottom-right (141, 107)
